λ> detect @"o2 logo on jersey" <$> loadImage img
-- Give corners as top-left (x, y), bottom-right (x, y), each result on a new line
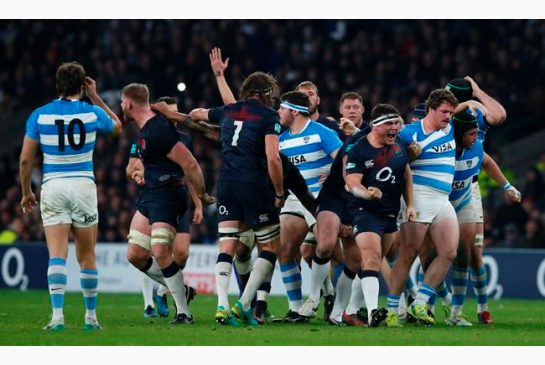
top-left (218, 205), bottom-right (229, 215)
top-left (375, 167), bottom-right (396, 184)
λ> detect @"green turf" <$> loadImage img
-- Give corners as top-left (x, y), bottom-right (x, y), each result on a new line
top-left (1, 289), bottom-right (545, 345)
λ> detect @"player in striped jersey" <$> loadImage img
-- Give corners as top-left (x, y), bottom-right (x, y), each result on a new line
top-left (386, 89), bottom-right (459, 326)
top-left (446, 109), bottom-right (520, 326)
top-left (446, 76), bottom-right (508, 324)
top-left (277, 91), bottom-right (342, 320)
top-left (19, 62), bottom-right (122, 331)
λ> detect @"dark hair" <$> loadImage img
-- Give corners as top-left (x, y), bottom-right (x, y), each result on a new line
top-left (121, 83), bottom-right (150, 106)
top-left (426, 89), bottom-right (459, 111)
top-left (239, 71), bottom-right (279, 107)
top-left (339, 91), bottom-right (363, 105)
top-left (370, 103), bottom-right (400, 121)
top-left (412, 103), bottom-right (427, 119)
top-left (452, 109), bottom-right (478, 143)
top-left (446, 78), bottom-right (473, 103)
top-left (56, 62), bottom-right (86, 97)
top-left (280, 91), bottom-right (311, 117)
top-left (155, 96), bottom-right (177, 105)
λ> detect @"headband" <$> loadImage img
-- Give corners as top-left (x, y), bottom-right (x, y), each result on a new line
top-left (371, 113), bottom-right (401, 126)
top-left (280, 101), bottom-right (309, 114)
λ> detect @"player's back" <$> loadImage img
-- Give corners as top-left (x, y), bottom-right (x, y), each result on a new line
top-left (26, 99), bottom-right (114, 183)
top-left (209, 99), bottom-right (281, 184)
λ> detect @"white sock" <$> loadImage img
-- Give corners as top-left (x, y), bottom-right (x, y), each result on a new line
top-left (157, 284), bottom-right (168, 296)
top-left (163, 266), bottom-right (189, 315)
top-left (144, 257), bottom-right (167, 286)
top-left (311, 258), bottom-right (330, 300)
top-left (330, 270), bottom-right (354, 321)
top-left (140, 272), bottom-right (155, 308)
top-left (361, 275), bottom-right (380, 318)
top-left (240, 256), bottom-right (274, 309)
top-left (215, 261), bottom-right (232, 309)
top-left (346, 276), bottom-right (365, 314)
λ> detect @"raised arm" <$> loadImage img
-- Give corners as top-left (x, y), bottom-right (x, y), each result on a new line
top-left (465, 76), bottom-right (507, 126)
top-left (210, 47), bottom-right (237, 105)
top-left (84, 77), bottom-right (122, 136)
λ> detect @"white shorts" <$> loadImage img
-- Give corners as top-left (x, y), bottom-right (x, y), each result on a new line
top-left (280, 194), bottom-right (316, 228)
top-left (400, 185), bottom-right (456, 224)
top-left (40, 178), bottom-right (98, 228)
top-left (456, 203), bottom-right (477, 224)
top-left (471, 181), bottom-right (484, 223)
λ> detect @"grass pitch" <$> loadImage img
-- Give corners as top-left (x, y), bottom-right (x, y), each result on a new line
top-left (1, 289), bottom-right (545, 346)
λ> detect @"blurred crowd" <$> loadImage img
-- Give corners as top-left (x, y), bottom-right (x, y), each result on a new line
top-left (1, 19), bottom-right (545, 247)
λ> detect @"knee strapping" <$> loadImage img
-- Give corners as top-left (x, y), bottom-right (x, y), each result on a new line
top-left (218, 227), bottom-right (240, 242)
top-left (239, 229), bottom-right (256, 249)
top-left (128, 229), bottom-right (151, 250)
top-left (474, 234), bottom-right (484, 247)
top-left (303, 231), bottom-right (317, 246)
top-left (151, 227), bottom-right (175, 246)
top-left (255, 224), bottom-right (280, 244)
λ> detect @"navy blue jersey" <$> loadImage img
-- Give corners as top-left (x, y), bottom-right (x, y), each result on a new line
top-left (136, 114), bottom-right (185, 189)
top-left (209, 99), bottom-right (281, 183)
top-left (320, 126), bottom-right (370, 200)
top-left (345, 136), bottom-right (409, 216)
top-left (130, 124), bottom-right (193, 159)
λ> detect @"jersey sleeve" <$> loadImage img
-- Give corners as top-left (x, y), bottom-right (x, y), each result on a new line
top-left (264, 112), bottom-right (282, 136)
top-left (25, 110), bottom-right (40, 140)
top-left (345, 140), bottom-right (366, 175)
top-left (92, 105), bottom-right (115, 134)
top-left (319, 126), bottom-right (343, 155)
top-left (208, 107), bottom-right (223, 124)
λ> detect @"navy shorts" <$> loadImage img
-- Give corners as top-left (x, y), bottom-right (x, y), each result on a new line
top-left (137, 185), bottom-right (188, 229)
top-left (316, 191), bottom-right (352, 225)
top-left (351, 208), bottom-right (398, 237)
top-left (177, 210), bottom-right (190, 234)
top-left (217, 181), bottom-right (279, 228)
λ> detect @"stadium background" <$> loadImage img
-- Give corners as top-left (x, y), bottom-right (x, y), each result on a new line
top-left (1, 19), bottom-right (545, 298)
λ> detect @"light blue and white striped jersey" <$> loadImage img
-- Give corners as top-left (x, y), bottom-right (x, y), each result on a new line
top-left (279, 120), bottom-right (342, 195)
top-left (25, 99), bottom-right (115, 183)
top-left (400, 121), bottom-right (456, 194)
top-left (476, 108), bottom-right (489, 142)
top-left (449, 140), bottom-right (484, 211)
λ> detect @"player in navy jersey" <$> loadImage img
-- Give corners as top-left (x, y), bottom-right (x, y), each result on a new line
top-left (386, 89), bottom-right (460, 326)
top-left (190, 71), bottom-right (284, 326)
top-left (345, 104), bottom-right (416, 327)
top-left (128, 97), bottom-right (199, 319)
top-left (446, 76), bottom-right (508, 324)
top-left (122, 84), bottom-right (211, 325)
top-left (19, 62), bottom-right (122, 331)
